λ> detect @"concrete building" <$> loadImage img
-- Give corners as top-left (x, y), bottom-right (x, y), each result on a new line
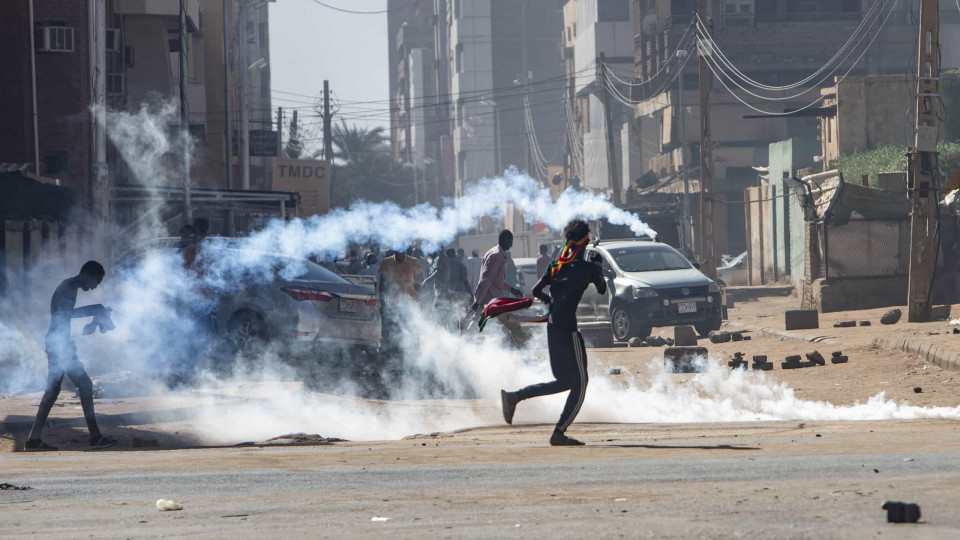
top-left (563, 0), bottom-right (638, 198)
top-left (0, 0), bottom-right (124, 205)
top-left (0, 0), bottom-right (272, 214)
top-left (630, 0), bottom-right (960, 256)
top-left (819, 74), bottom-right (915, 170)
top-left (389, 0), bottom-right (566, 209)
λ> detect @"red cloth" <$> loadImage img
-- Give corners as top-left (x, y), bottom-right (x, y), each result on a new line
top-left (478, 297), bottom-right (534, 331)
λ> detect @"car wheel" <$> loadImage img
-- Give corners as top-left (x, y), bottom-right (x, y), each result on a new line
top-left (611, 305), bottom-right (649, 342)
top-left (227, 310), bottom-right (269, 356)
top-left (694, 314), bottom-right (722, 337)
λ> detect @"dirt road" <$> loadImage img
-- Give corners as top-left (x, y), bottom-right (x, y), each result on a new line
top-left (3, 294), bottom-right (960, 538)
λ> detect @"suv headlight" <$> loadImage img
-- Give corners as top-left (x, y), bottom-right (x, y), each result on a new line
top-left (708, 282), bottom-right (721, 293)
top-left (633, 287), bottom-right (658, 299)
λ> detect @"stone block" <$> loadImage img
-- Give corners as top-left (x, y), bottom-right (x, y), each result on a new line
top-left (833, 321), bottom-right (856, 328)
top-left (673, 325), bottom-right (698, 346)
top-left (785, 309), bottom-right (819, 330)
top-left (880, 309), bottom-right (902, 325)
top-left (931, 305), bottom-right (951, 321)
top-left (805, 351), bottom-right (826, 366)
top-left (663, 347), bottom-right (708, 373)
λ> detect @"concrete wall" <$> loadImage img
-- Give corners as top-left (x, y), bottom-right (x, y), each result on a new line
top-left (767, 137), bottom-right (819, 287)
top-left (830, 75), bottom-right (915, 167)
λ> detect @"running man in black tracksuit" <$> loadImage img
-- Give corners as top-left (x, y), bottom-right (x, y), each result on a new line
top-left (500, 219), bottom-right (607, 446)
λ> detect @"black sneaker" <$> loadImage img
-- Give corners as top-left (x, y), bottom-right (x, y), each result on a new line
top-left (24, 439), bottom-right (58, 451)
top-left (501, 390), bottom-right (517, 425)
top-left (549, 431), bottom-right (585, 446)
top-left (89, 435), bottom-right (118, 449)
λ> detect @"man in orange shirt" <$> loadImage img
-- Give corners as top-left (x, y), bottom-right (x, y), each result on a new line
top-left (378, 249), bottom-right (423, 360)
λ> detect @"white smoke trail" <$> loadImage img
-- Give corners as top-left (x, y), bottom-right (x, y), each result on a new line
top-left (240, 166), bottom-right (656, 261)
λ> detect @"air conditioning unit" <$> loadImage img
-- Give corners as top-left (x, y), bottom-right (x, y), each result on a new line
top-left (35, 26), bottom-right (75, 52)
top-left (105, 29), bottom-right (120, 52)
top-left (107, 73), bottom-right (125, 96)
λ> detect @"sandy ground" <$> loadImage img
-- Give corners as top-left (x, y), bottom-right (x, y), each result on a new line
top-left (3, 293), bottom-right (960, 538)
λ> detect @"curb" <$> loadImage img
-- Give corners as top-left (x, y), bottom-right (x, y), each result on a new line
top-left (872, 337), bottom-right (960, 371)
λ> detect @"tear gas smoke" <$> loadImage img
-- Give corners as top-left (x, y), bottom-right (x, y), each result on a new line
top-left (4, 102), bottom-right (960, 447)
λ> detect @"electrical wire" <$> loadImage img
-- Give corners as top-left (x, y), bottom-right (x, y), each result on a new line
top-left (692, 0), bottom-right (889, 92)
top-left (693, 1), bottom-right (892, 102)
top-left (306, 0), bottom-right (419, 15)
top-left (698, 0), bottom-right (901, 116)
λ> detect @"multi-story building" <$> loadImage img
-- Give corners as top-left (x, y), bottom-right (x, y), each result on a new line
top-left (562, 0), bottom-right (638, 199)
top-left (0, 0), bottom-right (272, 214)
top-left (630, 0), bottom-right (960, 255)
top-left (0, 0), bottom-right (126, 204)
top-left (389, 0), bottom-right (566, 208)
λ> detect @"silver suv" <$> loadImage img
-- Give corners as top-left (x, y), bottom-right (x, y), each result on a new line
top-left (579, 240), bottom-right (722, 341)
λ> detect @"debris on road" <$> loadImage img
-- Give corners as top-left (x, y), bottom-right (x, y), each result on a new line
top-left (673, 325), bottom-right (698, 346)
top-left (730, 331), bottom-right (744, 342)
top-left (831, 351), bottom-right (849, 364)
top-left (881, 501), bottom-right (920, 523)
top-left (782, 355), bottom-right (802, 370)
top-left (859, 321), bottom-right (871, 326)
top-left (627, 337), bottom-right (645, 347)
top-left (728, 352), bottom-right (746, 369)
top-left (609, 368), bottom-right (621, 375)
top-left (785, 309), bottom-right (819, 330)
top-left (752, 355), bottom-right (773, 371)
top-left (833, 321), bottom-right (856, 328)
top-left (805, 351), bottom-right (826, 366)
top-left (645, 335), bottom-right (667, 347)
top-left (708, 331), bottom-right (731, 344)
top-left (371, 516), bottom-right (390, 522)
top-left (0, 482), bottom-right (32, 490)
top-left (880, 309), bottom-right (902, 325)
top-left (664, 347), bottom-right (708, 373)
top-left (156, 499), bottom-right (183, 511)
top-left (914, 387), bottom-right (923, 393)
top-left (259, 433), bottom-right (348, 446)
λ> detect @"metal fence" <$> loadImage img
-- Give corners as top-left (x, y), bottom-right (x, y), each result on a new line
top-left (823, 218), bottom-right (910, 279)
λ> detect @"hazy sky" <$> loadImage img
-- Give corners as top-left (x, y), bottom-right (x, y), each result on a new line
top-left (269, 0), bottom-right (391, 139)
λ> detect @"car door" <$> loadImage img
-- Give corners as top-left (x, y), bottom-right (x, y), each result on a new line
top-left (577, 249), bottom-right (604, 322)
top-left (594, 254), bottom-right (616, 321)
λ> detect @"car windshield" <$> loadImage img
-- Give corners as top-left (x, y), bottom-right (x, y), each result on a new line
top-left (608, 246), bottom-right (692, 272)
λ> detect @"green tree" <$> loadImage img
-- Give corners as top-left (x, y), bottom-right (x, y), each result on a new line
top-left (331, 119), bottom-right (387, 163)
top-left (325, 120), bottom-right (418, 207)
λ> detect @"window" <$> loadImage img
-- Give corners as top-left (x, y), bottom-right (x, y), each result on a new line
top-left (107, 73), bottom-right (125, 95)
top-left (105, 29), bottom-right (120, 52)
top-left (35, 26), bottom-right (75, 52)
top-left (598, 0), bottom-right (630, 22)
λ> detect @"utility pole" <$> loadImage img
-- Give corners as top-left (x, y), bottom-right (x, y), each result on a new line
top-left (276, 106), bottom-right (283, 159)
top-left (599, 53), bottom-right (623, 206)
top-left (323, 79), bottom-right (333, 161)
top-left (28, 0), bottom-right (40, 176)
top-left (91, 0), bottom-right (109, 222)
top-left (222, 0), bottom-right (234, 190)
top-left (238, 0), bottom-right (250, 189)
top-left (677, 49), bottom-right (691, 253)
top-left (179, 0), bottom-right (192, 222)
top-left (697, 0), bottom-right (716, 278)
top-left (907, 0), bottom-right (941, 322)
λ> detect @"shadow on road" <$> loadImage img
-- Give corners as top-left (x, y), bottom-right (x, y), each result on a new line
top-left (591, 443), bottom-right (760, 451)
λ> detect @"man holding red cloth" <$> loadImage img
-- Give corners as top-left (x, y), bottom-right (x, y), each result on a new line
top-left (500, 219), bottom-right (607, 446)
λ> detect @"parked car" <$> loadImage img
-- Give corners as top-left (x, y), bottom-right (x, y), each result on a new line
top-left (578, 239), bottom-right (723, 341)
top-left (116, 241), bottom-right (381, 364)
top-left (717, 251), bottom-right (748, 287)
top-left (512, 257), bottom-right (539, 296)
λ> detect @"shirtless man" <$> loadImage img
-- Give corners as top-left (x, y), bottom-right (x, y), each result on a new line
top-left (25, 261), bottom-right (118, 450)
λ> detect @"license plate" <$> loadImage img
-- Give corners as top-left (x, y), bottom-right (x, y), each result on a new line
top-left (339, 298), bottom-right (360, 313)
top-left (678, 302), bottom-right (697, 314)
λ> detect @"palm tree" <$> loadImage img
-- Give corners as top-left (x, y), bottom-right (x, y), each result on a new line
top-left (330, 119), bottom-right (386, 163)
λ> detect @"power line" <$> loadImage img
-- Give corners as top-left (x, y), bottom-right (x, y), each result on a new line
top-left (306, 0), bottom-right (419, 15)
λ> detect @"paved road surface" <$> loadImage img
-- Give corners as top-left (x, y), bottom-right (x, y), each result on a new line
top-left (3, 421), bottom-right (960, 539)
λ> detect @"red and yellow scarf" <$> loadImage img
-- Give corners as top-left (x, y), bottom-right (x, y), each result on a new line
top-left (549, 235), bottom-right (589, 277)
